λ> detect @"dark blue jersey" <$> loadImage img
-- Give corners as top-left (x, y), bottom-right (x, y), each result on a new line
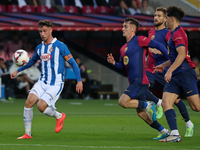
top-left (146, 28), bottom-right (170, 74)
top-left (168, 26), bottom-right (195, 75)
top-left (114, 35), bottom-right (168, 85)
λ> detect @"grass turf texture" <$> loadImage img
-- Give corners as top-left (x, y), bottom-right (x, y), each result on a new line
top-left (0, 99), bottom-right (199, 150)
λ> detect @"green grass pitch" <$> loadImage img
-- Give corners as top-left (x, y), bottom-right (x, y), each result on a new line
top-left (0, 99), bottom-right (200, 150)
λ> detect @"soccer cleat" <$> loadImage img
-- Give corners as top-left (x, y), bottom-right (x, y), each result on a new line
top-left (55, 112), bottom-right (66, 133)
top-left (184, 124), bottom-right (195, 137)
top-left (146, 101), bottom-right (156, 121)
top-left (153, 130), bottom-right (170, 140)
top-left (159, 135), bottom-right (181, 142)
top-left (156, 105), bottom-right (163, 120)
top-left (17, 133), bottom-right (32, 139)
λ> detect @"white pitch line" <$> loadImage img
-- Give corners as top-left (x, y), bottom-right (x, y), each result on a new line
top-left (0, 144), bottom-right (199, 150)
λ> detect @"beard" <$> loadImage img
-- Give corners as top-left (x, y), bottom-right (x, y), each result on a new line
top-left (154, 22), bottom-right (164, 27)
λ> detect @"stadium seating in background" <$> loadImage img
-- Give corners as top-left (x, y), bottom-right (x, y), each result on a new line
top-left (0, 5), bottom-right (6, 12)
top-left (21, 5), bottom-right (35, 13)
top-left (7, 5), bottom-right (21, 13)
top-left (96, 6), bottom-right (109, 14)
top-left (36, 5), bottom-right (49, 13)
top-left (49, 7), bottom-right (55, 13)
top-left (109, 6), bottom-right (115, 14)
top-left (82, 6), bottom-right (95, 14)
top-left (65, 6), bottom-right (78, 13)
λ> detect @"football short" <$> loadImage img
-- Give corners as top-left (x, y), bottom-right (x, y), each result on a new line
top-left (146, 71), bottom-right (166, 87)
top-left (124, 81), bottom-right (148, 101)
top-left (30, 80), bottom-right (64, 109)
top-left (163, 68), bottom-right (199, 97)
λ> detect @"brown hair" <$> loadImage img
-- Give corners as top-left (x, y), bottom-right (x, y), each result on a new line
top-left (156, 7), bottom-right (167, 17)
top-left (38, 20), bottom-right (53, 28)
top-left (124, 17), bottom-right (140, 33)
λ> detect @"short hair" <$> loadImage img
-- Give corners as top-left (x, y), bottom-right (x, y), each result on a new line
top-left (166, 6), bottom-right (185, 22)
top-left (156, 7), bottom-right (167, 17)
top-left (124, 17), bottom-right (140, 33)
top-left (38, 20), bottom-right (53, 28)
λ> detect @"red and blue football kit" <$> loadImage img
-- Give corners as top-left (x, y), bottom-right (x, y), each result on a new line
top-left (146, 28), bottom-right (171, 74)
top-left (114, 35), bottom-right (168, 99)
top-left (146, 28), bottom-right (170, 87)
top-left (163, 26), bottom-right (198, 97)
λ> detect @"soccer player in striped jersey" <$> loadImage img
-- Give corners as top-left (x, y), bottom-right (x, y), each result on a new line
top-left (10, 20), bottom-right (83, 139)
top-left (146, 7), bottom-right (194, 139)
top-left (107, 17), bottom-right (170, 139)
top-left (154, 6), bottom-right (200, 142)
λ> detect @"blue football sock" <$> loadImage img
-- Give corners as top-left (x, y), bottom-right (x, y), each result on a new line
top-left (146, 90), bottom-right (159, 104)
top-left (175, 99), bottom-right (190, 122)
top-left (165, 109), bottom-right (178, 131)
top-left (150, 120), bottom-right (164, 132)
top-left (137, 101), bottom-right (147, 109)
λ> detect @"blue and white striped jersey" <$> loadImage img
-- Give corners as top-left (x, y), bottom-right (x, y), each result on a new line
top-left (18, 38), bottom-right (82, 85)
top-left (35, 38), bottom-right (70, 85)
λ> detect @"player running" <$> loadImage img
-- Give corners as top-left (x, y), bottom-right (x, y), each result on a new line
top-left (146, 7), bottom-right (194, 139)
top-left (154, 6), bottom-right (200, 142)
top-left (107, 17), bottom-right (170, 139)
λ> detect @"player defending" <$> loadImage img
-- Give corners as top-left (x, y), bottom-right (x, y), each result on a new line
top-left (154, 6), bottom-right (200, 142)
top-left (146, 7), bottom-right (194, 138)
top-left (10, 20), bottom-right (83, 139)
top-left (107, 17), bottom-right (170, 139)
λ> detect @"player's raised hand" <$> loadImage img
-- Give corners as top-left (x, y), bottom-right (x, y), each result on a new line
top-left (107, 53), bottom-right (115, 65)
top-left (76, 81), bottom-right (83, 94)
top-left (10, 70), bottom-right (18, 79)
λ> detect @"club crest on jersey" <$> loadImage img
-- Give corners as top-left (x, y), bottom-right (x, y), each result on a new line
top-left (151, 35), bottom-right (155, 40)
top-left (41, 53), bottom-right (51, 61)
top-left (124, 47), bottom-right (128, 52)
top-left (49, 47), bottom-right (53, 52)
top-left (123, 56), bottom-right (129, 65)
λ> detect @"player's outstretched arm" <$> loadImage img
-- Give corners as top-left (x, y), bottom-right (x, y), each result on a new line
top-left (10, 70), bottom-right (18, 79)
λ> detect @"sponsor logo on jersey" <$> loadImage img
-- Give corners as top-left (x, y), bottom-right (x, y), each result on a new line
top-left (41, 53), bottom-right (51, 61)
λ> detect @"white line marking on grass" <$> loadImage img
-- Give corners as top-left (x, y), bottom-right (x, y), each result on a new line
top-left (0, 144), bottom-right (198, 149)
top-left (69, 102), bottom-right (83, 105)
top-left (104, 103), bottom-right (118, 106)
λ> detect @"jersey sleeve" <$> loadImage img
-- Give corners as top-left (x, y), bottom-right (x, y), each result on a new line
top-left (165, 30), bottom-right (171, 43)
top-left (114, 55), bottom-right (125, 70)
top-left (138, 35), bottom-right (151, 47)
top-left (59, 43), bottom-right (73, 61)
top-left (173, 31), bottom-right (186, 48)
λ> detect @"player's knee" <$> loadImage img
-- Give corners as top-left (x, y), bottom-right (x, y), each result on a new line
top-left (25, 100), bottom-right (34, 108)
top-left (118, 100), bottom-right (128, 108)
top-left (137, 111), bottom-right (142, 118)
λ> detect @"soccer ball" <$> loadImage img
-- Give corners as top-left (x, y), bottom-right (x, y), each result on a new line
top-left (13, 49), bottom-right (30, 66)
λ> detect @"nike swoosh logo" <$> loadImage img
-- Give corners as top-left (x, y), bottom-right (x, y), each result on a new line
top-left (187, 90), bottom-right (193, 94)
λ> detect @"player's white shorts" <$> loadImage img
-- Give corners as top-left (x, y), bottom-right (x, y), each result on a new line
top-left (30, 80), bottom-right (64, 109)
